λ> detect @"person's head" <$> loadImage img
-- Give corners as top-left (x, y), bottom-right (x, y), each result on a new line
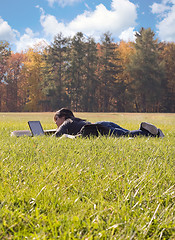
top-left (54, 108), bottom-right (74, 127)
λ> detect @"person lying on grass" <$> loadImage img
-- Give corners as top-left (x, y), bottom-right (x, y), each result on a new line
top-left (52, 108), bottom-right (164, 138)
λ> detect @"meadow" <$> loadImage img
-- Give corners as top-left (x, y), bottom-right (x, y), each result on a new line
top-left (0, 112), bottom-right (175, 239)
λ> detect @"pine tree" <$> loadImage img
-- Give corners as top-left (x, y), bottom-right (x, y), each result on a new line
top-left (67, 32), bottom-right (86, 111)
top-left (41, 33), bottom-right (70, 110)
top-left (98, 32), bottom-right (121, 112)
top-left (127, 28), bottom-right (165, 112)
top-left (82, 36), bottom-right (98, 112)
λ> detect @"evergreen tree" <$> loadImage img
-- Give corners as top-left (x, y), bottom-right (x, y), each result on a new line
top-left (67, 32), bottom-right (86, 111)
top-left (82, 36), bottom-right (98, 112)
top-left (127, 28), bottom-right (165, 112)
top-left (41, 33), bottom-right (70, 110)
top-left (98, 32), bottom-right (121, 112)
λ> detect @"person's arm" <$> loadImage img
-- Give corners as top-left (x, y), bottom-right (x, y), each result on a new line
top-left (53, 119), bottom-right (72, 137)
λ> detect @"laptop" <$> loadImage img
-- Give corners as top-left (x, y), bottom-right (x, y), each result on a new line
top-left (28, 121), bottom-right (45, 136)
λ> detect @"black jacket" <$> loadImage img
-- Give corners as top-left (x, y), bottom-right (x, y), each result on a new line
top-left (54, 117), bottom-right (89, 137)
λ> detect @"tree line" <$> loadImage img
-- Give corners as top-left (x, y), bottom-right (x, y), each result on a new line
top-left (0, 28), bottom-right (175, 112)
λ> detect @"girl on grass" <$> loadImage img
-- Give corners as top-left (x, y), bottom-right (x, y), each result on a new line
top-left (53, 108), bottom-right (164, 138)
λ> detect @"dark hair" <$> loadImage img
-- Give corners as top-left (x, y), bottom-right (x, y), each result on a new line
top-left (54, 108), bottom-right (74, 121)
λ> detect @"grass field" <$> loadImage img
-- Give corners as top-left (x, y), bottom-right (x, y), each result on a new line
top-left (0, 112), bottom-right (175, 239)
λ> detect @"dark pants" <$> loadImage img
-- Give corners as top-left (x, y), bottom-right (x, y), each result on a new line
top-left (95, 121), bottom-right (150, 137)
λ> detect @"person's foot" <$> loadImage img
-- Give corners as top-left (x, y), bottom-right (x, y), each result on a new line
top-left (140, 122), bottom-right (158, 136)
top-left (158, 129), bottom-right (164, 138)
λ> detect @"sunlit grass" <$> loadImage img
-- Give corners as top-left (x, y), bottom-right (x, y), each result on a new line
top-left (0, 113), bottom-right (175, 239)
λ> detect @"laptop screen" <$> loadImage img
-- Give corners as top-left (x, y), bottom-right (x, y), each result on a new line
top-left (28, 121), bottom-right (44, 136)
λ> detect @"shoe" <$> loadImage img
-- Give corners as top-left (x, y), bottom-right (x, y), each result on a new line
top-left (158, 129), bottom-right (164, 138)
top-left (140, 122), bottom-right (158, 136)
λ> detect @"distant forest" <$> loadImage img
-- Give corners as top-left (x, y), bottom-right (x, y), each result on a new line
top-left (0, 27), bottom-right (175, 112)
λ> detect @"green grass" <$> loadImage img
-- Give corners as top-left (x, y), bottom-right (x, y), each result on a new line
top-left (0, 113), bottom-right (175, 239)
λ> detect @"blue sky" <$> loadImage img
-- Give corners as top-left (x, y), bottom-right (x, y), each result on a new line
top-left (0, 0), bottom-right (175, 52)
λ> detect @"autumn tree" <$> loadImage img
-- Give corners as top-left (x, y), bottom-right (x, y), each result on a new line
top-left (3, 29), bottom-right (174, 113)
top-left (4, 52), bottom-right (24, 111)
top-left (117, 41), bottom-right (135, 111)
top-left (22, 46), bottom-right (45, 111)
top-left (159, 42), bottom-right (175, 112)
top-left (0, 41), bottom-right (11, 111)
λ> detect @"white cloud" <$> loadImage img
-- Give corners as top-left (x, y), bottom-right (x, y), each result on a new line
top-left (47, 0), bottom-right (81, 7)
top-left (151, 2), bottom-right (171, 15)
top-left (40, 13), bottom-right (73, 38)
top-left (0, 17), bottom-right (19, 42)
top-left (151, 0), bottom-right (175, 41)
top-left (0, 16), bottom-right (48, 52)
top-left (119, 27), bottom-right (136, 42)
top-left (1, 0), bottom-right (138, 52)
top-left (40, 0), bottom-right (138, 41)
top-left (15, 28), bottom-right (48, 52)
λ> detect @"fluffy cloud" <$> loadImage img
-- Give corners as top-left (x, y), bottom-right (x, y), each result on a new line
top-left (151, 1), bottom-right (171, 15)
top-left (151, 0), bottom-right (175, 41)
top-left (40, 0), bottom-right (137, 41)
top-left (40, 13), bottom-right (73, 38)
top-left (47, 0), bottom-right (81, 7)
top-left (0, 17), bottom-right (19, 42)
top-left (1, 0), bottom-right (138, 52)
top-left (15, 28), bottom-right (48, 52)
top-left (119, 27), bottom-right (136, 42)
top-left (0, 17), bottom-right (46, 52)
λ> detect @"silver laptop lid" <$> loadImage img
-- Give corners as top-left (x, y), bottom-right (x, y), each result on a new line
top-left (28, 121), bottom-right (44, 136)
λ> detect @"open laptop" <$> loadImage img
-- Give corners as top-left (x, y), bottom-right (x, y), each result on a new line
top-left (28, 121), bottom-right (45, 136)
